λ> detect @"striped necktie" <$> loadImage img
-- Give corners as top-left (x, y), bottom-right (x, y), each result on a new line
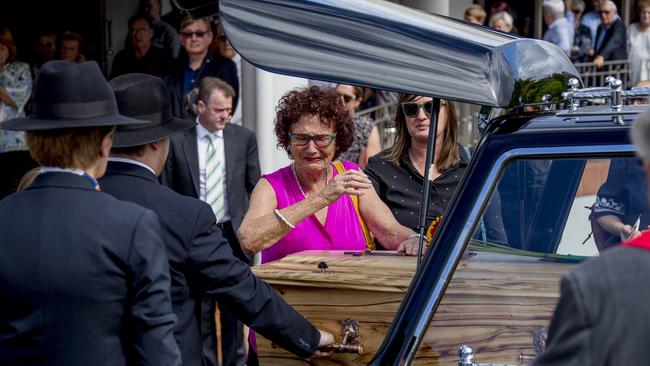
top-left (205, 133), bottom-right (224, 221)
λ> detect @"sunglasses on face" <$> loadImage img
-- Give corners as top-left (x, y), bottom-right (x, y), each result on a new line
top-left (289, 132), bottom-right (336, 147)
top-left (401, 100), bottom-right (435, 118)
top-left (338, 92), bottom-right (357, 104)
top-left (180, 31), bottom-right (208, 39)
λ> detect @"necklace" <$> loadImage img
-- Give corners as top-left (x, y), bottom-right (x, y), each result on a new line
top-left (292, 163), bottom-right (330, 198)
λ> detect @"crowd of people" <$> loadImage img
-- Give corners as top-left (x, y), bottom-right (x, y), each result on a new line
top-left (464, 0), bottom-right (650, 85)
top-left (2, 0), bottom-right (650, 365)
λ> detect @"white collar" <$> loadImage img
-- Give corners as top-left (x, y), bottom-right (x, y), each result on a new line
top-left (108, 157), bottom-right (157, 176)
top-left (196, 121), bottom-right (223, 139)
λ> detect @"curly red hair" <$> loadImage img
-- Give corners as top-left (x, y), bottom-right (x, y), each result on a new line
top-left (275, 86), bottom-right (354, 159)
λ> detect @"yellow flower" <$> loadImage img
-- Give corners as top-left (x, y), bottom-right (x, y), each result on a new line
top-left (425, 215), bottom-right (443, 245)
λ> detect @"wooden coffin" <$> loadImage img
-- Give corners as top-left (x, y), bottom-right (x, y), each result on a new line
top-left (252, 250), bottom-right (576, 365)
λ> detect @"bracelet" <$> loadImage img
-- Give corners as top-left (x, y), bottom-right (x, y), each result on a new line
top-left (409, 233), bottom-right (430, 241)
top-left (274, 209), bottom-right (295, 229)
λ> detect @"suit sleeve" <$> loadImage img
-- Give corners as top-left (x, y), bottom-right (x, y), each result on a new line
top-left (598, 22), bottom-right (627, 60)
top-left (245, 131), bottom-right (261, 196)
top-left (532, 273), bottom-right (592, 366)
top-left (127, 209), bottom-right (181, 366)
top-left (189, 204), bottom-right (320, 358)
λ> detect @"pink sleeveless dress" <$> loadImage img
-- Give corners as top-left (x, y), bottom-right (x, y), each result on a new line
top-left (261, 161), bottom-right (367, 263)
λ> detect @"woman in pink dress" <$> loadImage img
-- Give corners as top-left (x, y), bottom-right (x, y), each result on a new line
top-left (238, 86), bottom-right (421, 263)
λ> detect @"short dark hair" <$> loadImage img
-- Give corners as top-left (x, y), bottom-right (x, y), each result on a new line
top-left (128, 14), bottom-right (154, 31)
top-left (111, 144), bottom-right (148, 158)
top-left (27, 126), bottom-right (114, 169)
top-left (275, 86), bottom-right (354, 160)
top-left (198, 77), bottom-right (235, 105)
top-left (61, 31), bottom-right (83, 50)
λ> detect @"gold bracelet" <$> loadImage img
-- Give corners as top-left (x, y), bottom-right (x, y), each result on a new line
top-left (274, 209), bottom-right (295, 229)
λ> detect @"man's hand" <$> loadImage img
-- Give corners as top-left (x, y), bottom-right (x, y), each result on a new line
top-left (311, 329), bottom-right (335, 357)
top-left (593, 55), bottom-right (605, 68)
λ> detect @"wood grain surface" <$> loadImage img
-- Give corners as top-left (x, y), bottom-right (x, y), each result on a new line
top-left (252, 250), bottom-right (575, 365)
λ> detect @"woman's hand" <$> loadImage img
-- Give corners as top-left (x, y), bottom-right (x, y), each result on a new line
top-left (319, 169), bottom-right (372, 204)
top-left (397, 235), bottom-right (426, 256)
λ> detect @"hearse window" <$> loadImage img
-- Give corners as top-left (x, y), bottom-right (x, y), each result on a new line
top-left (415, 157), bottom-right (644, 364)
top-left (469, 157), bottom-right (634, 257)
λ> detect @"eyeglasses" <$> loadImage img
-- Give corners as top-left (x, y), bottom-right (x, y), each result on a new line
top-left (338, 92), bottom-right (357, 104)
top-left (598, 10), bottom-right (612, 15)
top-left (401, 100), bottom-right (434, 118)
top-left (180, 31), bottom-right (209, 39)
top-left (289, 132), bottom-right (336, 147)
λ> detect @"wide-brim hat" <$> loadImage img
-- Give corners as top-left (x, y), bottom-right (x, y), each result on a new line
top-left (109, 73), bottom-right (196, 148)
top-left (0, 60), bottom-right (146, 131)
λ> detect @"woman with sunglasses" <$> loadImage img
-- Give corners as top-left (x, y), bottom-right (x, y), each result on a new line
top-left (365, 94), bottom-right (506, 245)
top-left (237, 86), bottom-right (422, 262)
top-left (335, 84), bottom-right (375, 168)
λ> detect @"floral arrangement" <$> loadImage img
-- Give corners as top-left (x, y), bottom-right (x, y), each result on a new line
top-left (425, 215), bottom-right (443, 245)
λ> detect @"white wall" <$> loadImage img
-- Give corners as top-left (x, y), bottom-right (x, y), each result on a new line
top-left (241, 61), bottom-right (308, 175)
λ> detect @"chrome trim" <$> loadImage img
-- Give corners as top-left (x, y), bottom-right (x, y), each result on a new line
top-left (220, 0), bottom-right (579, 108)
top-left (404, 143), bottom-right (634, 364)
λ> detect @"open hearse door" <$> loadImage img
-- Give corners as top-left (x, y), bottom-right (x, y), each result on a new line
top-left (188, 0), bottom-right (647, 364)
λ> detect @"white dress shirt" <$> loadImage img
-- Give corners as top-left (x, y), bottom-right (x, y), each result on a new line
top-left (196, 122), bottom-right (230, 222)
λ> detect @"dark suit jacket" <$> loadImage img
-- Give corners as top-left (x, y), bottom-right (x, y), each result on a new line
top-left (0, 172), bottom-right (180, 366)
top-left (160, 123), bottom-right (260, 233)
top-left (533, 245), bottom-right (650, 366)
top-left (101, 161), bottom-right (320, 364)
top-left (595, 18), bottom-right (627, 61)
top-left (163, 50), bottom-right (239, 118)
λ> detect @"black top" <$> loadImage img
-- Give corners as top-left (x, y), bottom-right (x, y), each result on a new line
top-left (365, 146), bottom-right (506, 244)
top-left (110, 46), bottom-right (170, 79)
top-left (594, 157), bottom-right (650, 229)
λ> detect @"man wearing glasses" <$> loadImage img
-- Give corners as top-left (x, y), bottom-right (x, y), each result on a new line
top-left (164, 16), bottom-right (239, 118)
top-left (161, 76), bottom-right (259, 366)
top-left (593, 0), bottom-right (627, 68)
top-left (111, 14), bottom-right (170, 78)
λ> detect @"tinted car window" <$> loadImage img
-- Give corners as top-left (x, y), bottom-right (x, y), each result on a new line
top-left (416, 156), bottom-right (646, 364)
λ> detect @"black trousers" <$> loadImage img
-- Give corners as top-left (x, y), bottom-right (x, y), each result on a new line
top-left (215, 220), bottom-right (246, 366)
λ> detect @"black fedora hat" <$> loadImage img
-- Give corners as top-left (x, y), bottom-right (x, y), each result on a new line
top-left (0, 60), bottom-right (146, 131)
top-left (110, 73), bottom-right (195, 148)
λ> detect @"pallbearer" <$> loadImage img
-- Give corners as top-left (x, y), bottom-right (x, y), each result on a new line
top-left (0, 61), bottom-right (181, 366)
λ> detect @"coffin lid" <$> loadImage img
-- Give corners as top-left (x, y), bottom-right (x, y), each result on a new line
top-left (252, 251), bottom-right (417, 292)
top-left (219, 0), bottom-right (580, 109)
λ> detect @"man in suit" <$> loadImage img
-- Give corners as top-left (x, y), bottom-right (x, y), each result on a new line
top-left (532, 106), bottom-right (650, 365)
top-left (102, 73), bottom-right (333, 366)
top-left (161, 75), bottom-right (259, 365)
top-left (593, 0), bottom-right (627, 68)
top-left (0, 61), bottom-right (181, 365)
top-left (164, 16), bottom-right (239, 117)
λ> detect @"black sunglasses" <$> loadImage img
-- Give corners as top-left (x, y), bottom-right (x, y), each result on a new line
top-left (401, 100), bottom-right (434, 118)
top-left (180, 31), bottom-right (208, 39)
top-left (337, 92), bottom-right (356, 104)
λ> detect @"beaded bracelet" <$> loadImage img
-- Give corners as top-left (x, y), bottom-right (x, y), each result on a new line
top-left (274, 209), bottom-right (296, 229)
